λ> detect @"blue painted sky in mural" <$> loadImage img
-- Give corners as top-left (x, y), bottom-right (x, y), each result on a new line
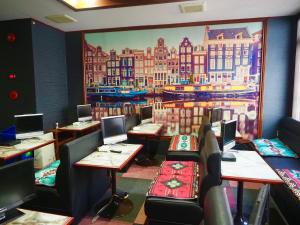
top-left (85, 22), bottom-right (262, 52)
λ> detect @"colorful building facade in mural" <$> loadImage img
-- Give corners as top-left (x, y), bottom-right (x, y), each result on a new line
top-left (83, 22), bottom-right (263, 139)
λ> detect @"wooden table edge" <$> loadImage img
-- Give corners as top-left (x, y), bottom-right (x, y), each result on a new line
top-left (0, 139), bottom-right (55, 161)
top-left (57, 122), bottom-right (100, 132)
top-left (221, 175), bottom-right (284, 184)
top-left (127, 124), bottom-right (163, 137)
top-left (74, 144), bottom-right (143, 172)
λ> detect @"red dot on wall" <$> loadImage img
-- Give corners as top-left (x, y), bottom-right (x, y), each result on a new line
top-left (9, 90), bottom-right (19, 100)
top-left (8, 74), bottom-right (16, 79)
top-left (7, 33), bottom-right (16, 43)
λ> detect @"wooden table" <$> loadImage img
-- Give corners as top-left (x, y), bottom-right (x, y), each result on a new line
top-left (127, 123), bottom-right (163, 164)
top-left (127, 123), bottom-right (163, 137)
top-left (7, 209), bottom-right (73, 225)
top-left (221, 150), bottom-right (283, 225)
top-left (0, 138), bottom-right (55, 165)
top-left (75, 143), bottom-right (143, 221)
top-left (53, 121), bottom-right (100, 157)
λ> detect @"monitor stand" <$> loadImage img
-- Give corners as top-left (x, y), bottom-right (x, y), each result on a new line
top-left (0, 208), bottom-right (24, 225)
top-left (221, 151), bottom-right (236, 162)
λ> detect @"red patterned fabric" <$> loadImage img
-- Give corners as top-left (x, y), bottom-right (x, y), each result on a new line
top-left (159, 161), bottom-right (199, 176)
top-left (276, 169), bottom-right (300, 201)
top-left (168, 135), bottom-right (199, 152)
top-left (147, 174), bottom-right (198, 199)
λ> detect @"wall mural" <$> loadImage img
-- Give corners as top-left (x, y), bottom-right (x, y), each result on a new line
top-left (83, 21), bottom-right (264, 140)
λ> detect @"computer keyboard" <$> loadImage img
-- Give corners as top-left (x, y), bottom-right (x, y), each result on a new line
top-left (16, 132), bottom-right (44, 140)
top-left (98, 145), bottom-right (110, 151)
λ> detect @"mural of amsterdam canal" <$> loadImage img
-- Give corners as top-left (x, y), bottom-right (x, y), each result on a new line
top-left (84, 22), bottom-right (263, 140)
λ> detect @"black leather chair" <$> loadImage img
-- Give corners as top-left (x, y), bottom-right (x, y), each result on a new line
top-left (198, 130), bottom-right (222, 206)
top-left (144, 130), bottom-right (222, 225)
top-left (204, 186), bottom-right (233, 225)
top-left (24, 130), bottom-right (110, 224)
top-left (166, 117), bottom-right (211, 162)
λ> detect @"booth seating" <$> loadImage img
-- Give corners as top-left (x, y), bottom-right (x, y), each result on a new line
top-left (252, 117), bottom-right (300, 225)
top-left (204, 186), bottom-right (234, 225)
top-left (144, 130), bottom-right (221, 225)
top-left (23, 130), bottom-right (110, 225)
top-left (166, 117), bottom-right (211, 162)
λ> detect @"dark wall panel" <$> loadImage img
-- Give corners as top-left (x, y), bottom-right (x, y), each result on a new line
top-left (262, 17), bottom-right (297, 138)
top-left (0, 19), bottom-right (36, 130)
top-left (31, 21), bottom-right (69, 130)
top-left (65, 32), bottom-right (84, 123)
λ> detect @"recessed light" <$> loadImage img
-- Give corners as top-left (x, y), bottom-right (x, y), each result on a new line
top-left (45, 14), bottom-right (77, 23)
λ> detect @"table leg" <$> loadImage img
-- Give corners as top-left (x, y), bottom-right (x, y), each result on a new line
top-left (264, 184), bottom-right (270, 225)
top-left (92, 170), bottom-right (129, 223)
top-left (234, 181), bottom-right (246, 225)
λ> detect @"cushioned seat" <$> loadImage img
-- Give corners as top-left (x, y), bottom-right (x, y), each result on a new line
top-left (23, 130), bottom-right (110, 224)
top-left (158, 160), bottom-right (199, 176)
top-left (166, 118), bottom-right (211, 162)
top-left (35, 160), bottom-right (60, 187)
top-left (255, 117), bottom-right (300, 225)
top-left (253, 138), bottom-right (298, 158)
top-left (147, 173), bottom-right (199, 200)
top-left (145, 130), bottom-right (221, 225)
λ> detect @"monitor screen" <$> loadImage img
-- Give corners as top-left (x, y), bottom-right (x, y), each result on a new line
top-left (221, 120), bottom-right (237, 151)
top-left (211, 108), bottom-right (222, 124)
top-left (77, 104), bottom-right (92, 122)
top-left (0, 159), bottom-right (35, 223)
top-left (101, 115), bottom-right (127, 144)
top-left (14, 114), bottom-right (43, 135)
top-left (140, 106), bottom-right (152, 124)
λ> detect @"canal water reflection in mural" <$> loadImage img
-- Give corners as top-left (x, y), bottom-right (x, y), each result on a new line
top-left (83, 21), bottom-right (264, 140)
top-left (89, 97), bottom-right (259, 140)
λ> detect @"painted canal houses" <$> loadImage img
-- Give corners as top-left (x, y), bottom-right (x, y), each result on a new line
top-left (83, 22), bottom-right (264, 139)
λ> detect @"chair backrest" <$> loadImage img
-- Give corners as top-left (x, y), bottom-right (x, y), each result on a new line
top-left (55, 130), bottom-right (101, 214)
top-left (278, 117), bottom-right (300, 156)
top-left (198, 130), bottom-right (222, 206)
top-left (198, 116), bottom-right (211, 151)
top-left (204, 186), bottom-right (233, 225)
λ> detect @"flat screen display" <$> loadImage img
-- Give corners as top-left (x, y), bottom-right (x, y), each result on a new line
top-left (14, 114), bottom-right (43, 134)
top-left (77, 104), bottom-right (92, 121)
top-left (221, 120), bottom-right (237, 150)
top-left (0, 159), bottom-right (35, 211)
top-left (101, 115), bottom-right (126, 139)
top-left (140, 106), bottom-right (152, 121)
top-left (211, 108), bottom-right (222, 124)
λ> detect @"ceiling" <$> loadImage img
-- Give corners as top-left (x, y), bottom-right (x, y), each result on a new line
top-left (0, 0), bottom-right (299, 32)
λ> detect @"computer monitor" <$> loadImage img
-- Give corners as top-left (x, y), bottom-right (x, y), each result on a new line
top-left (0, 159), bottom-right (35, 224)
top-left (140, 106), bottom-right (152, 124)
top-left (77, 104), bottom-right (92, 122)
top-left (101, 115), bottom-right (127, 145)
top-left (14, 114), bottom-right (44, 139)
top-left (220, 119), bottom-right (237, 151)
top-left (210, 108), bottom-right (222, 126)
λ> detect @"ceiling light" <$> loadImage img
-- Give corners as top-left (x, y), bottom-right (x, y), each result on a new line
top-left (179, 1), bottom-right (207, 13)
top-left (45, 14), bottom-right (77, 23)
